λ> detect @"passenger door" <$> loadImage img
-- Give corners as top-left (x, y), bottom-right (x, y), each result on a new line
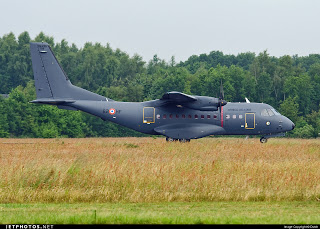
top-left (245, 113), bottom-right (255, 129)
top-left (143, 107), bottom-right (155, 124)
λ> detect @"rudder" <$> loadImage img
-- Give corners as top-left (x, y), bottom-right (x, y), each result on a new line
top-left (30, 42), bottom-right (56, 99)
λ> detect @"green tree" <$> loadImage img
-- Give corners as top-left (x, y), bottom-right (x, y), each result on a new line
top-left (1, 31), bottom-right (320, 138)
top-left (292, 123), bottom-right (315, 138)
top-left (0, 97), bottom-right (9, 137)
top-left (283, 74), bottom-right (312, 115)
top-left (305, 110), bottom-right (320, 138)
top-left (279, 97), bottom-right (299, 124)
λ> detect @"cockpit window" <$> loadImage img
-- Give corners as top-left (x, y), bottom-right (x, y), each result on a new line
top-left (261, 108), bottom-right (280, 116)
top-left (267, 109), bottom-right (274, 116)
top-left (261, 109), bottom-right (269, 116)
top-left (271, 108), bottom-right (281, 115)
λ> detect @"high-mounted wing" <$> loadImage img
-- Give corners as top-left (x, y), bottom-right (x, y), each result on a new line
top-left (160, 91), bottom-right (197, 103)
top-left (147, 91), bottom-right (226, 111)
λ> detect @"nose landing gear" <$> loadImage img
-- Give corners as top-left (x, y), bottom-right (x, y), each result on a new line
top-left (260, 132), bottom-right (286, 143)
top-left (260, 137), bottom-right (268, 143)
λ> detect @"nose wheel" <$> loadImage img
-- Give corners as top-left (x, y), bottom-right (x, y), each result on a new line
top-left (260, 137), bottom-right (268, 143)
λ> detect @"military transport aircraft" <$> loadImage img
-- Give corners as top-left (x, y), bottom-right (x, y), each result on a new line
top-left (29, 42), bottom-right (295, 143)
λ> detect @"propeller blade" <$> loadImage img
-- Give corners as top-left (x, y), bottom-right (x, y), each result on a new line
top-left (219, 80), bottom-right (224, 100)
top-left (218, 80), bottom-right (227, 107)
top-left (218, 80), bottom-right (227, 127)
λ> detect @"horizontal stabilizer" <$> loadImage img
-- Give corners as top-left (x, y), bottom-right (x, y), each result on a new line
top-left (30, 99), bottom-right (75, 105)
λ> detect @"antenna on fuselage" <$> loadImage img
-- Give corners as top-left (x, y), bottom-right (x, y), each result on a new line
top-left (245, 97), bottom-right (250, 103)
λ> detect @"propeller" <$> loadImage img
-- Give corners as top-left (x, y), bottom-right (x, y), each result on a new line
top-left (218, 80), bottom-right (227, 107)
top-left (219, 79), bottom-right (224, 100)
top-left (218, 80), bottom-right (227, 127)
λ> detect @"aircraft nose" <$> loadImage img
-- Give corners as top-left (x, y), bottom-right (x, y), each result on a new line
top-left (283, 116), bottom-right (295, 132)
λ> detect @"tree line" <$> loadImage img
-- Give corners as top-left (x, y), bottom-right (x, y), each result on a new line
top-left (0, 31), bottom-right (319, 138)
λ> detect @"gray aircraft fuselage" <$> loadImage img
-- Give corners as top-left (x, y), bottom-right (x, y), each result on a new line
top-left (29, 42), bottom-right (295, 142)
top-left (71, 99), bottom-right (294, 139)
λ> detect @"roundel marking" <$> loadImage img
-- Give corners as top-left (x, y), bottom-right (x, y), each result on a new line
top-left (109, 108), bottom-right (116, 115)
top-left (266, 121), bottom-right (271, 126)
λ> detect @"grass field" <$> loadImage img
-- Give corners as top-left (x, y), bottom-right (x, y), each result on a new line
top-left (1, 202), bottom-right (319, 224)
top-left (0, 137), bottom-right (319, 224)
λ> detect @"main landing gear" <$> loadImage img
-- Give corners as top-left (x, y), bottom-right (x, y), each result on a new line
top-left (166, 137), bottom-right (190, 143)
top-left (166, 137), bottom-right (175, 142)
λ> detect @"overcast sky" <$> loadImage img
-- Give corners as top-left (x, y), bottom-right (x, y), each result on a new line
top-left (1, 0), bottom-right (320, 62)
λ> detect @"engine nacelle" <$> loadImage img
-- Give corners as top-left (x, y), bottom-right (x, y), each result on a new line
top-left (184, 96), bottom-right (227, 111)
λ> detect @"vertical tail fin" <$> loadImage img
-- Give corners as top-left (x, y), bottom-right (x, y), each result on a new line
top-left (30, 42), bottom-right (107, 102)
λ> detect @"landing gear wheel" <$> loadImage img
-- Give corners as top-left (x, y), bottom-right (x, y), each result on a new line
top-left (260, 137), bottom-right (268, 143)
top-left (166, 137), bottom-right (174, 142)
top-left (179, 139), bottom-right (187, 143)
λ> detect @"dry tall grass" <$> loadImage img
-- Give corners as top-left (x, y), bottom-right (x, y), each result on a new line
top-left (0, 137), bottom-right (319, 203)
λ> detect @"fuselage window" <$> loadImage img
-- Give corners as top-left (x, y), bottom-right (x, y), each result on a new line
top-left (213, 114), bottom-right (218, 119)
top-left (201, 115), bottom-right (204, 119)
top-left (188, 114), bottom-right (192, 119)
top-left (239, 114), bottom-right (243, 119)
top-left (232, 114), bottom-right (236, 119)
top-left (182, 114), bottom-right (186, 119)
top-left (169, 114), bottom-right (173, 119)
top-left (226, 114), bottom-right (230, 119)
top-left (156, 114), bottom-right (160, 119)
top-left (176, 114), bottom-right (179, 118)
top-left (267, 109), bottom-right (275, 116)
top-left (163, 114), bottom-right (167, 119)
top-left (207, 115), bottom-right (211, 119)
top-left (195, 114), bottom-right (198, 119)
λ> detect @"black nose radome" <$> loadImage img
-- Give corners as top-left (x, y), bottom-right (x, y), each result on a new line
top-left (292, 123), bottom-right (295, 130)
